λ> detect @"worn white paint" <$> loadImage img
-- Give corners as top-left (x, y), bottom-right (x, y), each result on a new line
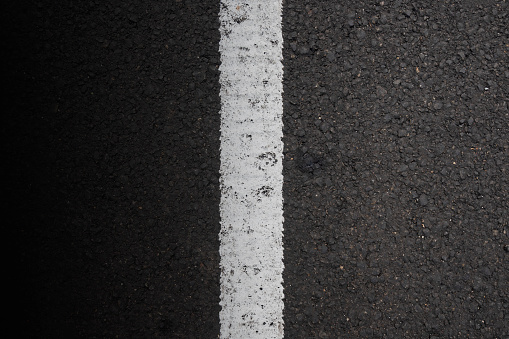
top-left (218, 1), bottom-right (285, 338)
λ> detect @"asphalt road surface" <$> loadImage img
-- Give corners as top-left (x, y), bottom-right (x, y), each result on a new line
top-left (7, 0), bottom-right (508, 338)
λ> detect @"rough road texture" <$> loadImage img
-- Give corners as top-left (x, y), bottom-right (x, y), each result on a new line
top-left (8, 1), bottom-right (222, 338)
top-left (282, 0), bottom-right (509, 338)
top-left (7, 0), bottom-right (509, 338)
top-left (218, 1), bottom-right (285, 338)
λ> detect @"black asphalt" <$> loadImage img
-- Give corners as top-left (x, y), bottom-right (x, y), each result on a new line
top-left (9, 1), bottom-right (221, 337)
top-left (8, 0), bottom-right (508, 338)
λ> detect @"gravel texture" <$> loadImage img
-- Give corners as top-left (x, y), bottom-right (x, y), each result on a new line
top-left (7, 0), bottom-right (509, 338)
top-left (8, 1), bottom-right (222, 337)
top-left (282, 0), bottom-right (509, 338)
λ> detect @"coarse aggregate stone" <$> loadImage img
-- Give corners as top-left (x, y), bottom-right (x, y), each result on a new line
top-left (282, 0), bottom-right (508, 338)
top-left (6, 0), bottom-right (508, 338)
top-left (7, 1), bottom-right (222, 337)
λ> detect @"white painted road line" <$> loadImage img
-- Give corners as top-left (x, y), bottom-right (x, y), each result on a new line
top-left (218, 1), bottom-right (285, 338)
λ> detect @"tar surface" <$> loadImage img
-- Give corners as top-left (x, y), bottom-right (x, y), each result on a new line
top-left (7, 0), bottom-right (508, 338)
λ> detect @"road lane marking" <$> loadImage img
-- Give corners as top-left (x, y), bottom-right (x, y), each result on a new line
top-left (218, 1), bottom-right (285, 338)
